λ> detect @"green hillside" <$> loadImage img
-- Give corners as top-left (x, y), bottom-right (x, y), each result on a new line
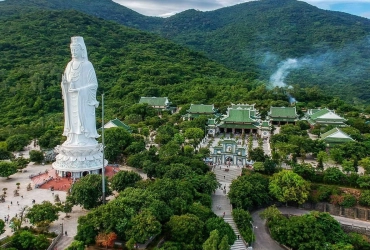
top-left (2, 0), bottom-right (370, 102)
top-left (0, 0), bottom-right (162, 30)
top-left (157, 0), bottom-right (370, 102)
top-left (0, 10), bottom-right (256, 127)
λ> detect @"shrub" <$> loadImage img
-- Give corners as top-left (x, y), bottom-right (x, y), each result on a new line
top-left (330, 195), bottom-right (344, 206)
top-left (317, 185), bottom-right (341, 202)
top-left (340, 194), bottom-right (357, 208)
top-left (359, 190), bottom-right (370, 207)
top-left (323, 167), bottom-right (346, 185)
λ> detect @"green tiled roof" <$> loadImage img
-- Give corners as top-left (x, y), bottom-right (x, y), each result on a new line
top-left (309, 108), bottom-right (329, 119)
top-left (307, 108), bottom-right (346, 126)
top-left (139, 97), bottom-right (169, 106)
top-left (187, 104), bottom-right (215, 114)
top-left (222, 109), bottom-right (256, 123)
top-left (231, 104), bottom-right (255, 110)
top-left (105, 118), bottom-right (132, 132)
top-left (320, 127), bottom-right (353, 142)
top-left (269, 107), bottom-right (297, 118)
top-left (218, 123), bottom-right (259, 129)
top-left (261, 121), bottom-right (270, 128)
top-left (208, 119), bottom-right (216, 125)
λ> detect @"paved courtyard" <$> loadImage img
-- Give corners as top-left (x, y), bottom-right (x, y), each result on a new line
top-left (0, 162), bottom-right (146, 249)
top-left (0, 163), bottom-right (68, 238)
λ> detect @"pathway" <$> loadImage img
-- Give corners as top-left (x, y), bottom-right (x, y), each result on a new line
top-left (212, 165), bottom-right (247, 250)
top-left (251, 206), bottom-right (370, 250)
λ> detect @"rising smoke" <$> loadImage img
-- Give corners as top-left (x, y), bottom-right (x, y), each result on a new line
top-left (269, 58), bottom-right (300, 88)
top-left (262, 35), bottom-right (370, 102)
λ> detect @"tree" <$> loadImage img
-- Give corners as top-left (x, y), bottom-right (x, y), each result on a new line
top-left (292, 163), bottom-right (315, 181)
top-left (259, 205), bottom-right (282, 222)
top-left (66, 240), bottom-right (85, 250)
top-left (11, 230), bottom-right (36, 250)
top-left (317, 151), bottom-right (329, 168)
top-left (96, 232), bottom-right (118, 248)
top-left (33, 234), bottom-right (50, 250)
top-left (269, 170), bottom-right (310, 205)
top-left (203, 229), bottom-right (220, 250)
top-left (104, 127), bottom-right (133, 162)
top-left (269, 211), bottom-right (349, 250)
top-left (349, 232), bottom-right (370, 250)
top-left (13, 157), bottom-right (29, 169)
top-left (29, 150), bottom-right (44, 163)
top-left (110, 170), bottom-right (142, 192)
top-left (329, 148), bottom-right (344, 164)
top-left (126, 210), bottom-right (161, 243)
top-left (342, 159), bottom-right (355, 174)
top-left (323, 167), bottom-right (346, 185)
top-left (205, 217), bottom-right (236, 245)
top-left (0, 219), bottom-right (4, 235)
top-left (232, 208), bottom-right (254, 244)
top-left (0, 148), bottom-right (11, 160)
top-left (166, 213), bottom-right (205, 246)
top-left (26, 201), bottom-right (60, 228)
top-left (0, 161), bottom-right (17, 179)
top-left (359, 157), bottom-right (370, 174)
top-left (184, 127), bottom-right (204, 147)
top-left (228, 173), bottom-right (271, 210)
top-left (249, 147), bottom-right (266, 162)
top-left (6, 134), bottom-right (30, 152)
top-left (359, 190), bottom-right (370, 207)
top-left (218, 235), bottom-right (230, 250)
top-left (69, 174), bottom-right (111, 209)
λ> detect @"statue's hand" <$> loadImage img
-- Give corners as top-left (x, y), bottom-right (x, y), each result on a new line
top-left (62, 74), bottom-right (68, 85)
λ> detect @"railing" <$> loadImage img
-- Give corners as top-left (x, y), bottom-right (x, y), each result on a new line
top-left (47, 224), bottom-right (63, 250)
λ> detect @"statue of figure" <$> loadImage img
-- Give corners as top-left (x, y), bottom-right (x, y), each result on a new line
top-left (61, 36), bottom-right (99, 146)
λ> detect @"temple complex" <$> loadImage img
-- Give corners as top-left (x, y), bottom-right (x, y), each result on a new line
top-left (305, 108), bottom-right (347, 127)
top-left (104, 118), bottom-right (132, 133)
top-left (320, 127), bottom-right (354, 148)
top-left (217, 104), bottom-right (260, 134)
top-left (183, 104), bottom-right (217, 120)
top-left (268, 106), bottom-right (299, 125)
top-left (210, 138), bottom-right (248, 166)
top-left (139, 97), bottom-right (173, 113)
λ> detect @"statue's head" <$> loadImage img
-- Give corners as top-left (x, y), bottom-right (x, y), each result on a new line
top-left (70, 36), bottom-right (88, 60)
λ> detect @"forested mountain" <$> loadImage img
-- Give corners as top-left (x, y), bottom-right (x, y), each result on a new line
top-left (0, 0), bottom-right (162, 30)
top-left (2, 0), bottom-right (370, 103)
top-left (0, 10), bottom-right (257, 127)
top-left (157, 0), bottom-right (370, 102)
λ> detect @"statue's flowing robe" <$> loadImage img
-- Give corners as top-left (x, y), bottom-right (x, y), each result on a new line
top-left (61, 60), bottom-right (99, 143)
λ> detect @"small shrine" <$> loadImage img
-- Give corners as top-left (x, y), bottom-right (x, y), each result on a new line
top-left (210, 138), bottom-right (247, 166)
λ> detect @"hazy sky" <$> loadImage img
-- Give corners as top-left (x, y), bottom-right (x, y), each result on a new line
top-left (112, 0), bottom-right (370, 18)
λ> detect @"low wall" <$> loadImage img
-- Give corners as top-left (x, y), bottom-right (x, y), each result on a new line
top-left (300, 202), bottom-right (370, 221)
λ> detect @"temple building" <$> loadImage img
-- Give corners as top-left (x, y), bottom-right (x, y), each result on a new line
top-left (210, 138), bottom-right (248, 165)
top-left (258, 120), bottom-right (272, 138)
top-left (305, 108), bottom-right (347, 127)
top-left (268, 106), bottom-right (299, 125)
top-left (104, 118), bottom-right (132, 133)
top-left (320, 127), bottom-right (354, 148)
top-left (217, 104), bottom-right (260, 134)
top-left (183, 104), bottom-right (217, 120)
top-left (139, 97), bottom-right (173, 113)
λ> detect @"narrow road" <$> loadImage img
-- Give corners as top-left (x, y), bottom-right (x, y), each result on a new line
top-left (251, 206), bottom-right (370, 250)
top-left (251, 209), bottom-right (283, 250)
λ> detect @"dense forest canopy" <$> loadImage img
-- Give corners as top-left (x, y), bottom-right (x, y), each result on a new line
top-left (0, 10), bottom-right (256, 127)
top-left (2, 0), bottom-right (370, 102)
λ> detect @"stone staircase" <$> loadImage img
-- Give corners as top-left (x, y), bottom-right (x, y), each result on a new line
top-left (224, 216), bottom-right (248, 250)
top-left (54, 236), bottom-right (73, 250)
top-left (214, 167), bottom-right (242, 183)
top-left (212, 166), bottom-right (248, 250)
